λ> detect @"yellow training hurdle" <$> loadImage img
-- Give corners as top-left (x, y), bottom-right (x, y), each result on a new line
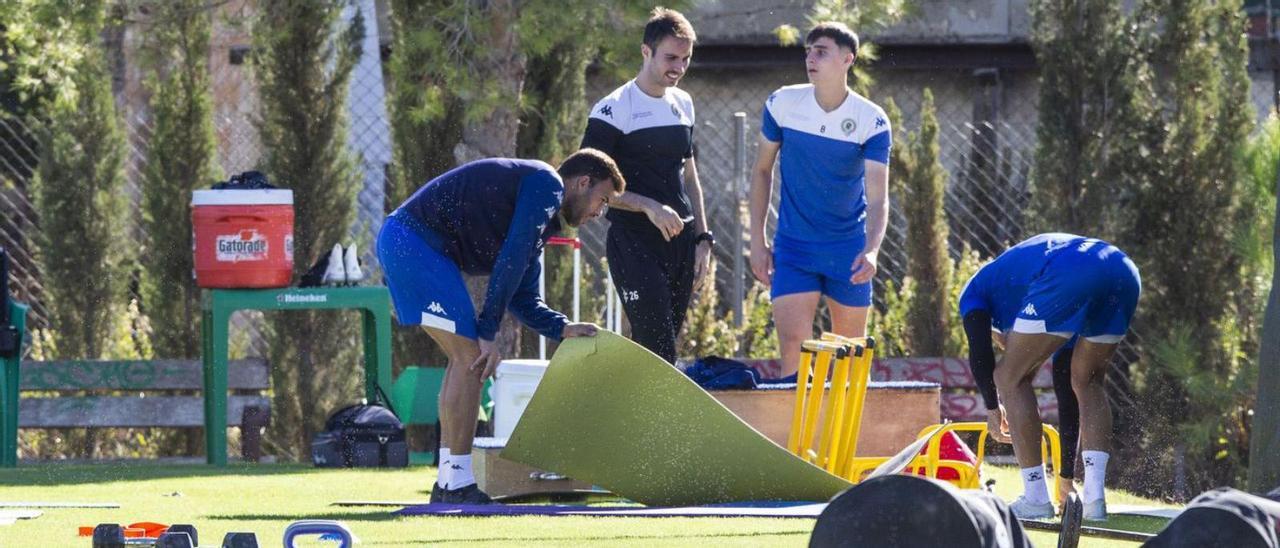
top-left (787, 334), bottom-right (874, 478)
top-left (789, 333), bottom-right (1066, 495)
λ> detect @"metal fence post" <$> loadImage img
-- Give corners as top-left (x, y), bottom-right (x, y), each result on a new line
top-left (732, 112), bottom-right (747, 327)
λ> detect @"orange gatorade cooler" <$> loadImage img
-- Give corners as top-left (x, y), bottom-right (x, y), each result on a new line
top-left (191, 189), bottom-right (294, 288)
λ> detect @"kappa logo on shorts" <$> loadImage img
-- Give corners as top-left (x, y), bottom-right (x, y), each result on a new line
top-left (427, 301), bottom-right (446, 315)
top-left (621, 289), bottom-right (640, 303)
top-left (1022, 303), bottom-right (1038, 316)
top-left (1045, 238), bottom-right (1070, 255)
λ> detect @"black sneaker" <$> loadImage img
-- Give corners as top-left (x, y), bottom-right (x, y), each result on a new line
top-left (430, 482), bottom-right (445, 503)
top-left (440, 483), bottom-right (494, 505)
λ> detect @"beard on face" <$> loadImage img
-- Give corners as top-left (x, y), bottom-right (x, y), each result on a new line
top-left (561, 195), bottom-right (585, 227)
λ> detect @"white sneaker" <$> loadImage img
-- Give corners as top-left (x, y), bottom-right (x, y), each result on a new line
top-left (322, 244), bottom-right (346, 285)
top-left (343, 243), bottom-right (363, 284)
top-left (1083, 498), bottom-right (1107, 521)
top-left (1009, 496), bottom-right (1055, 519)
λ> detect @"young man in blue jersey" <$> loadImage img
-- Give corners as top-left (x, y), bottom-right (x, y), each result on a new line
top-left (581, 7), bottom-right (712, 365)
top-left (959, 233), bottom-right (1141, 520)
top-left (377, 150), bottom-right (624, 504)
top-left (748, 22), bottom-right (891, 378)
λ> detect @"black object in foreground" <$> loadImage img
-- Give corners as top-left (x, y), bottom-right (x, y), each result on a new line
top-left (1057, 492), bottom-right (1082, 548)
top-left (1142, 487), bottom-right (1280, 547)
top-left (810, 474), bottom-right (1032, 548)
top-left (221, 531), bottom-right (261, 548)
top-left (166, 524), bottom-right (198, 547)
top-left (91, 523), bottom-right (125, 548)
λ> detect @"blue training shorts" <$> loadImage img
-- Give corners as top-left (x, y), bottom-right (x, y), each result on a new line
top-left (770, 233), bottom-right (872, 307)
top-left (1012, 240), bottom-right (1141, 343)
top-left (375, 215), bottom-right (477, 339)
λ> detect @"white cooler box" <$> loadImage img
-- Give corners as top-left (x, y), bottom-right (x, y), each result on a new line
top-left (489, 359), bottom-right (549, 439)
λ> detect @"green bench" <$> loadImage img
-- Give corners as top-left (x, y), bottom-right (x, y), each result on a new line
top-left (10, 356), bottom-right (271, 463)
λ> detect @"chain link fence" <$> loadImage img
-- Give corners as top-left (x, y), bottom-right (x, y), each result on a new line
top-left (2, 6), bottom-right (1152, 381)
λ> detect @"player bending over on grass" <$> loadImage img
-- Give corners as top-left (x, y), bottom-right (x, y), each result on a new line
top-left (748, 22), bottom-right (891, 379)
top-left (377, 150), bottom-right (624, 504)
top-left (958, 233), bottom-right (1141, 521)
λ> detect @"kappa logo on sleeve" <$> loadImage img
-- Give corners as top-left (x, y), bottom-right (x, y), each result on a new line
top-left (599, 105), bottom-right (613, 118)
top-left (1022, 304), bottom-right (1038, 317)
top-left (427, 302), bottom-right (446, 315)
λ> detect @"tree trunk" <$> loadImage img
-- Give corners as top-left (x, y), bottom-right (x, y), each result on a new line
top-left (453, 0), bottom-right (527, 358)
top-left (451, 0), bottom-right (525, 163)
top-left (1248, 169), bottom-right (1280, 493)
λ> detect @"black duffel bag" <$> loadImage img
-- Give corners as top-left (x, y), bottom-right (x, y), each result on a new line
top-left (311, 402), bottom-right (408, 468)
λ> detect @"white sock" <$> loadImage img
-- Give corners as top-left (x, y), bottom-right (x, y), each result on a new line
top-left (449, 453), bottom-right (476, 489)
top-left (1082, 450), bottom-right (1110, 503)
top-left (1021, 465), bottom-right (1051, 505)
top-left (437, 448), bottom-right (452, 489)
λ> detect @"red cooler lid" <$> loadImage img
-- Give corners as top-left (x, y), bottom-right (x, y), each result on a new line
top-left (192, 189), bottom-right (293, 206)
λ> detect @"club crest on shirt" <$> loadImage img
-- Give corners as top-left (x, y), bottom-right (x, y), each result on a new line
top-left (841, 118), bottom-right (856, 135)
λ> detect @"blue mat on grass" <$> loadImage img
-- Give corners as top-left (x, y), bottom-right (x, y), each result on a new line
top-left (396, 501), bottom-right (826, 518)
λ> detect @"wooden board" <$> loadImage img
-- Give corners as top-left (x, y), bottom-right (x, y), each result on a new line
top-left (19, 358), bottom-right (269, 390)
top-left (737, 357), bottom-right (1055, 389)
top-left (711, 384), bottom-right (940, 457)
top-left (731, 357), bottom-right (1062, 422)
top-left (18, 395), bottom-right (269, 427)
top-left (474, 444), bottom-right (599, 499)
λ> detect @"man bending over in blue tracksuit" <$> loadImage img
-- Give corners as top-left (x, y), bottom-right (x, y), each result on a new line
top-left (959, 233), bottom-right (1141, 521)
top-left (377, 150), bottom-right (624, 504)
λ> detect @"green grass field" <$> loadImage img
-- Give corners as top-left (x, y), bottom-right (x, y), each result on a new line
top-left (0, 463), bottom-right (1173, 547)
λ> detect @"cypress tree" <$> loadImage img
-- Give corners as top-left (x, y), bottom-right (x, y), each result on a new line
top-left (1028, 0), bottom-right (1152, 238)
top-left (253, 0), bottom-right (363, 457)
top-left (30, 0), bottom-right (129, 360)
top-left (900, 90), bottom-right (950, 357)
top-left (1127, 0), bottom-right (1258, 496)
top-left (140, 0), bottom-right (220, 359)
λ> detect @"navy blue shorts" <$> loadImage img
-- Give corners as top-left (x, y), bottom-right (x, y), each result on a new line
top-left (770, 233), bottom-right (872, 307)
top-left (376, 216), bottom-right (477, 339)
top-left (1012, 240), bottom-right (1141, 343)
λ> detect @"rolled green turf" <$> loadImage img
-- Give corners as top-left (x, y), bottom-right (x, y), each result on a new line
top-left (501, 331), bottom-right (853, 506)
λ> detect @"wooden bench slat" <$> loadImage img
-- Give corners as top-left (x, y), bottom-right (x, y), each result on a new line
top-left (17, 396), bottom-right (270, 428)
top-left (18, 358), bottom-right (269, 390)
